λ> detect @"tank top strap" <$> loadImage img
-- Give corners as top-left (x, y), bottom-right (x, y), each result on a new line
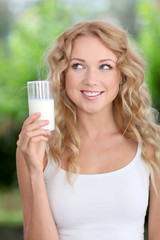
top-left (43, 149), bottom-right (57, 179)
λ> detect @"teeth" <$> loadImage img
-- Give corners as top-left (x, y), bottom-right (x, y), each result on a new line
top-left (83, 91), bottom-right (101, 96)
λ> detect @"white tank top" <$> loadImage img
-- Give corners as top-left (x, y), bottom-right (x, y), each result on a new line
top-left (44, 145), bottom-right (150, 240)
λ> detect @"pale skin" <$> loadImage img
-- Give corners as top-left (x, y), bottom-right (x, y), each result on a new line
top-left (16, 36), bottom-right (160, 240)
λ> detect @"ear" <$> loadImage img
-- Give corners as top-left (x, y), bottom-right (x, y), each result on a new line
top-left (120, 74), bottom-right (127, 85)
top-left (119, 74), bottom-right (123, 85)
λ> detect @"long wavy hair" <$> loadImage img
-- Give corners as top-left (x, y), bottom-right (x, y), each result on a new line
top-left (46, 21), bottom-right (160, 189)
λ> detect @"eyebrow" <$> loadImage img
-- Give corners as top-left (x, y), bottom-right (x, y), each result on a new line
top-left (70, 58), bottom-right (117, 63)
top-left (70, 58), bottom-right (85, 62)
top-left (99, 59), bottom-right (117, 63)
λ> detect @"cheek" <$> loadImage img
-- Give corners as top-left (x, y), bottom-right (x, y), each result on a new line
top-left (106, 75), bottom-right (120, 89)
top-left (65, 73), bottom-right (76, 100)
top-left (65, 69), bottom-right (81, 91)
top-left (105, 75), bottom-right (121, 96)
top-left (65, 70), bottom-right (75, 87)
top-left (65, 78), bottom-right (71, 96)
top-left (111, 79), bottom-right (120, 89)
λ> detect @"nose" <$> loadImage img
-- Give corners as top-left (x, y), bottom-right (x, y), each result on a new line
top-left (83, 68), bottom-right (98, 86)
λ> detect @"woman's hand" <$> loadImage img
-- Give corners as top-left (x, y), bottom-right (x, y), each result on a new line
top-left (17, 112), bottom-right (50, 176)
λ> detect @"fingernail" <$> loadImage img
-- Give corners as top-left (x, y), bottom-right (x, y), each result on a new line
top-left (45, 130), bottom-right (51, 135)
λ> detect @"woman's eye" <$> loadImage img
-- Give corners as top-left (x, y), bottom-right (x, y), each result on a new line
top-left (72, 63), bottom-right (83, 69)
top-left (100, 64), bottom-right (112, 70)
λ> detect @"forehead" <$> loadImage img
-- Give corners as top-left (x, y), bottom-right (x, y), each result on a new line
top-left (71, 35), bottom-right (117, 62)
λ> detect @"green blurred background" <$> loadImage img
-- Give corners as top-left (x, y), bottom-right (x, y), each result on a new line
top-left (0, 0), bottom-right (160, 239)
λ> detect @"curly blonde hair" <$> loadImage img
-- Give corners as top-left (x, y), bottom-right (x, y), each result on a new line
top-left (46, 21), bottom-right (160, 188)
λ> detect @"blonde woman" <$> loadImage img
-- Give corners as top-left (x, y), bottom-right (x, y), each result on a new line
top-left (16, 21), bottom-right (160, 240)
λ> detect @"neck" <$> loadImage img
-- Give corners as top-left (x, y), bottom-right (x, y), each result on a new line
top-left (77, 109), bottom-right (120, 141)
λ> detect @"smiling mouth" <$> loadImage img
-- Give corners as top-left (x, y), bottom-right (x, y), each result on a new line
top-left (81, 91), bottom-right (104, 97)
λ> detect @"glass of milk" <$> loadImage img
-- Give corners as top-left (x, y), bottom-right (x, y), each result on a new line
top-left (27, 80), bottom-right (55, 131)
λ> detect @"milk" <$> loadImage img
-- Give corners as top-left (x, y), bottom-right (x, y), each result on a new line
top-left (28, 99), bottom-right (55, 131)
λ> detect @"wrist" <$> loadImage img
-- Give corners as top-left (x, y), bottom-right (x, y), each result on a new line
top-left (29, 168), bottom-right (44, 180)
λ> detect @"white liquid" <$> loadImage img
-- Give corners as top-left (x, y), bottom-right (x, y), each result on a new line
top-left (28, 99), bottom-right (55, 131)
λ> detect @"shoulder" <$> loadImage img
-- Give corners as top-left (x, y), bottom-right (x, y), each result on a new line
top-left (147, 142), bottom-right (160, 238)
top-left (145, 142), bottom-right (160, 196)
top-left (145, 143), bottom-right (155, 161)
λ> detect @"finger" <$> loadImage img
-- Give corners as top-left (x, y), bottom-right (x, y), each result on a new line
top-left (17, 128), bottom-right (50, 150)
top-left (29, 135), bottom-right (49, 143)
top-left (23, 112), bottom-right (41, 128)
top-left (25, 120), bottom-right (49, 131)
top-left (18, 115), bottom-right (40, 150)
top-left (27, 129), bottom-right (50, 138)
top-left (17, 139), bottom-right (20, 147)
top-left (50, 130), bottom-right (55, 136)
top-left (17, 131), bottom-right (30, 152)
top-left (47, 130), bottom-right (54, 140)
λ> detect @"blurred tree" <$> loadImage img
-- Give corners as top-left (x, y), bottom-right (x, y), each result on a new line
top-left (110, 0), bottom-right (140, 37)
top-left (0, 0), bottom-right (72, 186)
top-left (0, 0), bottom-right (13, 56)
top-left (138, 1), bottom-right (160, 113)
top-left (0, 0), bottom-right (72, 123)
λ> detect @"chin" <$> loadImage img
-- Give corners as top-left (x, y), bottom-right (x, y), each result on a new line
top-left (78, 107), bottom-right (103, 115)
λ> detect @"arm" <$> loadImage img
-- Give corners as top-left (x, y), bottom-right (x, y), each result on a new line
top-left (16, 113), bottom-right (59, 240)
top-left (147, 145), bottom-right (160, 240)
top-left (148, 172), bottom-right (160, 240)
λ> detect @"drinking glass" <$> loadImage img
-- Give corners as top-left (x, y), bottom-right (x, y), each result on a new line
top-left (27, 80), bottom-right (55, 131)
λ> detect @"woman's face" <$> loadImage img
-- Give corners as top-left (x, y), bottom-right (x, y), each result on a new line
top-left (65, 35), bottom-right (121, 116)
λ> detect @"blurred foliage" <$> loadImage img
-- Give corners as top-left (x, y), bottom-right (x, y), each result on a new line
top-left (0, 0), bottom-right (71, 123)
top-left (110, 0), bottom-right (140, 37)
top-left (0, 0), bottom-right (12, 35)
top-left (0, 188), bottom-right (22, 226)
top-left (0, 0), bottom-right (72, 186)
top-left (0, 126), bottom-right (19, 186)
top-left (137, 1), bottom-right (160, 112)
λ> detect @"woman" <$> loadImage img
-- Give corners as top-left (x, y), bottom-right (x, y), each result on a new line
top-left (16, 21), bottom-right (160, 240)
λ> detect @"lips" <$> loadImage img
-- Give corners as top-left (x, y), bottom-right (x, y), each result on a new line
top-left (80, 90), bottom-right (104, 99)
